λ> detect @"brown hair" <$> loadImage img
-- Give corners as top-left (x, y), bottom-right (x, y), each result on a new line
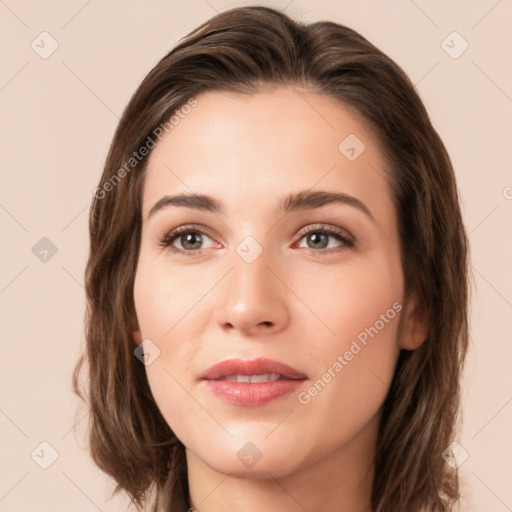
top-left (73, 5), bottom-right (470, 511)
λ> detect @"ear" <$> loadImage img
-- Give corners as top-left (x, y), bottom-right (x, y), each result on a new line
top-left (398, 291), bottom-right (429, 350)
top-left (128, 314), bottom-right (143, 347)
top-left (132, 329), bottom-right (142, 347)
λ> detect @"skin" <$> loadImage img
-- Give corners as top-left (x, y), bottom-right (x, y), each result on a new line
top-left (132, 87), bottom-right (427, 512)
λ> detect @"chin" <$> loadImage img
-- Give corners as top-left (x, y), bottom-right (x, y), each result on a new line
top-left (198, 448), bottom-right (305, 479)
top-left (184, 427), bottom-right (313, 479)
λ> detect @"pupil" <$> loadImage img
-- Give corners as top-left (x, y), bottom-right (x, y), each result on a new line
top-left (309, 233), bottom-right (328, 249)
top-left (183, 233), bottom-right (201, 250)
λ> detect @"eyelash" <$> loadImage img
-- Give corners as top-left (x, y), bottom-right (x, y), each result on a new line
top-left (158, 223), bottom-right (356, 257)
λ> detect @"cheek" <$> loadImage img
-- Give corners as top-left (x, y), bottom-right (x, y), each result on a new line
top-left (133, 256), bottom-right (214, 436)
top-left (288, 254), bottom-right (403, 435)
top-left (133, 254), bottom-right (214, 340)
top-left (292, 246), bottom-right (403, 356)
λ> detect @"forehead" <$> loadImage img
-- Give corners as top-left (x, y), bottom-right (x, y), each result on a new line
top-left (142, 87), bottom-right (393, 224)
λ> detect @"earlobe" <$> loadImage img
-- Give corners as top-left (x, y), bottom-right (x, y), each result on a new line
top-left (398, 292), bottom-right (429, 350)
top-left (130, 316), bottom-right (142, 346)
top-left (128, 309), bottom-right (142, 346)
top-left (132, 329), bottom-right (142, 346)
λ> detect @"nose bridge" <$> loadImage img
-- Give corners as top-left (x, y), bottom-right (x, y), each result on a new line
top-left (231, 239), bottom-right (273, 297)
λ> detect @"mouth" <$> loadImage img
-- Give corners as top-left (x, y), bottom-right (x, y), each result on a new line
top-left (200, 358), bottom-right (308, 407)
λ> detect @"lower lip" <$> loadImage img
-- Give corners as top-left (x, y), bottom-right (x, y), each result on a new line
top-left (203, 379), bottom-right (306, 406)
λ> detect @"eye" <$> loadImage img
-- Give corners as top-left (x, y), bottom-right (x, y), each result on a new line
top-left (158, 225), bottom-right (217, 255)
top-left (294, 224), bottom-right (355, 255)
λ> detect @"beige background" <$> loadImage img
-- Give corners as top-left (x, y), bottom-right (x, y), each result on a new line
top-left (1, 0), bottom-right (511, 510)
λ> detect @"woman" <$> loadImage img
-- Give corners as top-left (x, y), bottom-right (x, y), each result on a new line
top-left (73, 5), bottom-right (470, 511)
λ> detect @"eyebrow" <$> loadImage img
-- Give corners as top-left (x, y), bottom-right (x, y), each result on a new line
top-left (147, 189), bottom-right (375, 222)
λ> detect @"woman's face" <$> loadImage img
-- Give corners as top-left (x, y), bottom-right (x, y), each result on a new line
top-left (133, 87), bottom-right (419, 480)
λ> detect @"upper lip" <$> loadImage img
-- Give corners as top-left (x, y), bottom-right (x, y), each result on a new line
top-left (200, 358), bottom-right (308, 381)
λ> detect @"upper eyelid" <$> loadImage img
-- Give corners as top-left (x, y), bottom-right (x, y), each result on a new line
top-left (296, 223), bottom-right (353, 240)
top-left (163, 223), bottom-right (350, 238)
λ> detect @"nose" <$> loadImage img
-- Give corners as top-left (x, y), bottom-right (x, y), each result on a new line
top-left (214, 248), bottom-right (290, 337)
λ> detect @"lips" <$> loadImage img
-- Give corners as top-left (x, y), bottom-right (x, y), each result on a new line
top-left (200, 358), bottom-right (308, 407)
top-left (200, 358), bottom-right (307, 381)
